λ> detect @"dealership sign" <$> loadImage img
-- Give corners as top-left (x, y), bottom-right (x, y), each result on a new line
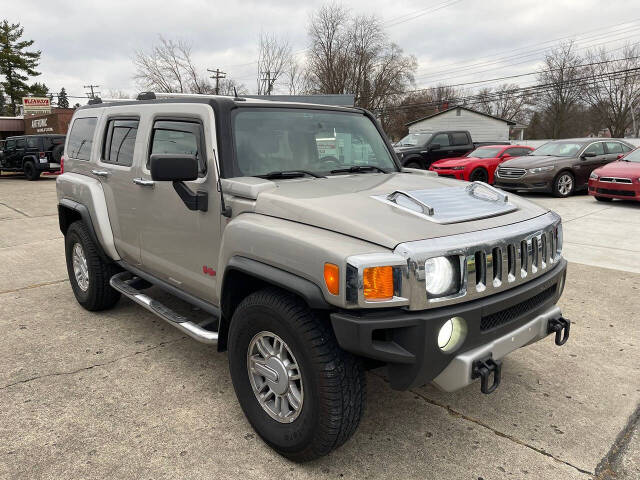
top-left (23, 97), bottom-right (51, 115)
top-left (30, 117), bottom-right (54, 133)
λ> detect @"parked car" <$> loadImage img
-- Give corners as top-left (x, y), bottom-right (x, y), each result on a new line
top-left (494, 138), bottom-right (635, 197)
top-left (57, 93), bottom-right (570, 461)
top-left (0, 134), bottom-right (65, 180)
top-left (588, 146), bottom-right (640, 202)
top-left (393, 130), bottom-right (508, 170)
top-left (429, 144), bottom-right (534, 183)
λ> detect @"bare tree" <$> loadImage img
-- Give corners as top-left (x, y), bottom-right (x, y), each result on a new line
top-left (256, 32), bottom-right (293, 95)
top-left (217, 78), bottom-right (249, 96)
top-left (581, 43), bottom-right (640, 137)
top-left (535, 42), bottom-right (585, 138)
top-left (285, 59), bottom-right (307, 95)
top-left (474, 83), bottom-right (534, 123)
top-left (104, 89), bottom-right (132, 99)
top-left (306, 3), bottom-right (416, 111)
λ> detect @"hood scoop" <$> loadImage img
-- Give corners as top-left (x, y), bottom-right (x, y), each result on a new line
top-left (372, 181), bottom-right (517, 224)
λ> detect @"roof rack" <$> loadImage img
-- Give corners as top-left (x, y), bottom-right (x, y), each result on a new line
top-left (87, 97), bottom-right (102, 105)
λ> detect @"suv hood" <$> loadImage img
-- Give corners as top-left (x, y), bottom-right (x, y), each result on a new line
top-left (501, 155), bottom-right (567, 168)
top-left (223, 173), bottom-right (548, 249)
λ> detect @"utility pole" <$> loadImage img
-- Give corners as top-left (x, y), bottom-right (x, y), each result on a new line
top-left (207, 68), bottom-right (226, 95)
top-left (83, 84), bottom-right (100, 99)
top-left (260, 71), bottom-right (274, 95)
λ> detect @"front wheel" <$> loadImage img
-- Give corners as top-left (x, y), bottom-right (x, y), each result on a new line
top-left (228, 288), bottom-right (366, 462)
top-left (553, 172), bottom-right (575, 197)
top-left (469, 167), bottom-right (489, 183)
top-left (404, 160), bottom-right (423, 169)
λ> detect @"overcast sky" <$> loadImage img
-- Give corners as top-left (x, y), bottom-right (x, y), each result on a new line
top-left (4, 0), bottom-right (639, 101)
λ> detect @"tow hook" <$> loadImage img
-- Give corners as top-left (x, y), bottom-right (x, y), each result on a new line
top-left (472, 357), bottom-right (502, 394)
top-left (547, 317), bottom-right (571, 346)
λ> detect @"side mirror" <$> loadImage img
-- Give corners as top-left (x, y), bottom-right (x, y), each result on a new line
top-left (150, 154), bottom-right (198, 181)
top-left (617, 153), bottom-right (625, 160)
top-left (428, 143), bottom-right (441, 151)
top-left (581, 152), bottom-right (597, 159)
top-left (501, 154), bottom-right (511, 159)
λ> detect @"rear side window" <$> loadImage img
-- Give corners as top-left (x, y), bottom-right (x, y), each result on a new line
top-left (26, 137), bottom-right (41, 149)
top-left (605, 142), bottom-right (623, 154)
top-left (150, 120), bottom-right (206, 174)
top-left (450, 132), bottom-right (468, 146)
top-left (103, 119), bottom-right (139, 166)
top-left (68, 117), bottom-right (98, 161)
top-left (16, 138), bottom-right (25, 148)
top-left (6, 139), bottom-right (16, 149)
top-left (432, 133), bottom-right (450, 147)
top-left (621, 143), bottom-right (632, 153)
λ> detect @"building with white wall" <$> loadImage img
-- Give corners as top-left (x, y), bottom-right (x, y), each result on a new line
top-left (406, 106), bottom-right (516, 142)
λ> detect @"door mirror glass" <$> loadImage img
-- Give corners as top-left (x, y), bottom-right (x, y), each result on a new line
top-left (150, 154), bottom-right (199, 181)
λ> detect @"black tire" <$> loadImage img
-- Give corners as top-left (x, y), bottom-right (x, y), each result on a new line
top-left (595, 195), bottom-right (613, 202)
top-left (65, 221), bottom-right (121, 311)
top-left (469, 167), bottom-right (489, 183)
top-left (23, 161), bottom-right (40, 181)
top-left (52, 144), bottom-right (64, 163)
top-left (228, 288), bottom-right (365, 462)
top-left (404, 160), bottom-right (423, 169)
top-left (552, 171), bottom-right (575, 197)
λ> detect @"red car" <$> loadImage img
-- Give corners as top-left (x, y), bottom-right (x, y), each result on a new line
top-left (429, 144), bottom-right (534, 184)
top-left (588, 146), bottom-right (640, 202)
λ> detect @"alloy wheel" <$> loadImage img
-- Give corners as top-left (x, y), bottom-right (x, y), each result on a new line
top-left (72, 242), bottom-right (90, 291)
top-left (557, 174), bottom-right (573, 196)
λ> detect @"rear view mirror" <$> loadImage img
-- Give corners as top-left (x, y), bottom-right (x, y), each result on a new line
top-left (150, 154), bottom-right (198, 181)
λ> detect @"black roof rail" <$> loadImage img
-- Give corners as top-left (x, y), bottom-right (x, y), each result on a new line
top-left (87, 97), bottom-right (102, 105)
top-left (137, 92), bottom-right (156, 100)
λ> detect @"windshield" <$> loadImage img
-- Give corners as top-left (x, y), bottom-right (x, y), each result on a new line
top-left (396, 132), bottom-right (432, 147)
top-left (467, 147), bottom-right (501, 158)
top-left (533, 142), bottom-right (583, 157)
top-left (230, 108), bottom-right (397, 178)
top-left (624, 148), bottom-right (640, 163)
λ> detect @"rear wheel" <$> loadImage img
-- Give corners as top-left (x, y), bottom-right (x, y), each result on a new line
top-left (404, 160), bottom-right (423, 169)
top-left (469, 167), bottom-right (489, 183)
top-left (553, 172), bottom-right (574, 197)
top-left (65, 221), bottom-right (121, 311)
top-left (24, 161), bottom-right (40, 181)
top-left (595, 196), bottom-right (613, 202)
top-left (228, 288), bottom-right (365, 462)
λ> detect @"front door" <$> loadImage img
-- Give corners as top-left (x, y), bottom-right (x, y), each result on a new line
top-left (134, 104), bottom-right (222, 304)
top-left (576, 141), bottom-right (607, 186)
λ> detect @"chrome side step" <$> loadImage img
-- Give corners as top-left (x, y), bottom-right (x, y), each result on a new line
top-left (110, 271), bottom-right (219, 345)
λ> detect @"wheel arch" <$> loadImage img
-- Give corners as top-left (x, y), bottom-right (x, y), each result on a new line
top-left (58, 199), bottom-right (109, 261)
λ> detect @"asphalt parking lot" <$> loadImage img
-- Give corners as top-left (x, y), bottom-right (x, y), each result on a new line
top-left (1, 174), bottom-right (639, 480)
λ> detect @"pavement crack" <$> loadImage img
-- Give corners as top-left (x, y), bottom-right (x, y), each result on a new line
top-left (562, 206), bottom-right (611, 224)
top-left (0, 278), bottom-right (69, 295)
top-left (0, 202), bottom-right (30, 217)
top-left (409, 388), bottom-right (594, 476)
top-left (594, 403), bottom-right (640, 479)
top-left (0, 338), bottom-right (187, 391)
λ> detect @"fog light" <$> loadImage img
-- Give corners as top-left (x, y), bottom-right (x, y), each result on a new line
top-left (438, 319), bottom-right (453, 349)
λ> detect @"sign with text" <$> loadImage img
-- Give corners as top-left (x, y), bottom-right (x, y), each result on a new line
top-left (23, 97), bottom-right (51, 115)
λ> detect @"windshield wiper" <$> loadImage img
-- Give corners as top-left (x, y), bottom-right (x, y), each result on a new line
top-left (257, 170), bottom-right (325, 179)
top-left (330, 165), bottom-right (387, 174)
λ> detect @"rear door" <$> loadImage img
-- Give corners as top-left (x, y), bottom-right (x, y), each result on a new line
top-left (15, 137), bottom-right (26, 167)
top-left (603, 141), bottom-right (628, 164)
top-left (449, 131), bottom-right (472, 157)
top-left (3, 139), bottom-right (16, 168)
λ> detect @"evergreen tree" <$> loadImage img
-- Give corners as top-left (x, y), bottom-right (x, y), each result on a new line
top-left (0, 86), bottom-right (6, 115)
top-left (0, 20), bottom-right (41, 115)
top-left (57, 87), bottom-right (69, 108)
top-left (29, 81), bottom-right (48, 97)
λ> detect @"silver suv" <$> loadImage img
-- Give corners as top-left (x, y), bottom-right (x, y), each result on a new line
top-left (56, 93), bottom-right (570, 461)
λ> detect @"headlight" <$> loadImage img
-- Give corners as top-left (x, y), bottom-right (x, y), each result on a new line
top-left (449, 166), bottom-right (465, 170)
top-left (425, 256), bottom-right (460, 297)
top-left (590, 172), bottom-right (599, 180)
top-left (529, 165), bottom-right (555, 174)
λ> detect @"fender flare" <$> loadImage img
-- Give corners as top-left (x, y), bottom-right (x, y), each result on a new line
top-left (22, 155), bottom-right (38, 168)
top-left (58, 198), bottom-right (109, 261)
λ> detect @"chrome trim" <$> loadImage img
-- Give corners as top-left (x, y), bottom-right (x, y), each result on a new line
top-left (599, 177), bottom-right (632, 184)
top-left (387, 190), bottom-right (435, 215)
top-left (91, 169), bottom-right (110, 177)
top-left (496, 167), bottom-right (526, 179)
top-left (133, 177), bottom-right (155, 186)
top-left (432, 305), bottom-right (562, 392)
top-left (466, 181), bottom-right (509, 203)
top-left (345, 253), bottom-right (410, 308)
top-left (394, 212), bottom-right (562, 310)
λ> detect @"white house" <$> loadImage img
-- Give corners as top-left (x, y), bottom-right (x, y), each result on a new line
top-left (406, 106), bottom-right (517, 142)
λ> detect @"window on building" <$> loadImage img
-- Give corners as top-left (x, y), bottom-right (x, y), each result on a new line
top-left (67, 117), bottom-right (98, 161)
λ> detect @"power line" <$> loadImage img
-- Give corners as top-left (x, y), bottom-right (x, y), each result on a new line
top-left (384, 0), bottom-right (465, 28)
top-left (83, 84), bottom-right (100, 99)
top-left (207, 68), bottom-right (226, 95)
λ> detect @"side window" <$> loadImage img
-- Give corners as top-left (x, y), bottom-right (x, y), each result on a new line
top-left (150, 120), bottom-right (206, 174)
top-left (6, 139), bottom-right (15, 150)
top-left (16, 138), bottom-right (26, 149)
top-left (26, 137), bottom-right (40, 149)
top-left (68, 117), bottom-right (98, 161)
top-left (584, 142), bottom-right (605, 155)
top-left (604, 142), bottom-right (623, 154)
top-left (450, 132), bottom-right (468, 146)
top-left (432, 133), bottom-right (450, 147)
top-left (102, 119), bottom-right (139, 166)
top-left (620, 143), bottom-right (632, 153)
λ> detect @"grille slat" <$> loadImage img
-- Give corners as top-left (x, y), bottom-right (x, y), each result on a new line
top-left (497, 167), bottom-right (526, 179)
top-left (599, 177), bottom-right (632, 184)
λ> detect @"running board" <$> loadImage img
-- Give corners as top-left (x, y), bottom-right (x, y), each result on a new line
top-left (110, 271), bottom-right (219, 345)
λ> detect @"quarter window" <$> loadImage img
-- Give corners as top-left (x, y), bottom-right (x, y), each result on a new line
top-left (450, 132), bottom-right (468, 146)
top-left (584, 142), bottom-right (605, 156)
top-left (103, 119), bottom-right (139, 166)
top-left (432, 133), bottom-right (450, 147)
top-left (16, 138), bottom-right (25, 148)
top-left (26, 137), bottom-right (41, 148)
top-left (68, 117), bottom-right (98, 161)
top-left (605, 142), bottom-right (623, 154)
top-left (150, 120), bottom-right (206, 174)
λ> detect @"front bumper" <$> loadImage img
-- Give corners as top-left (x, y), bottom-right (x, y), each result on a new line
top-left (331, 258), bottom-right (567, 390)
top-left (430, 167), bottom-right (466, 180)
top-left (588, 179), bottom-right (640, 200)
top-left (494, 178), bottom-right (551, 192)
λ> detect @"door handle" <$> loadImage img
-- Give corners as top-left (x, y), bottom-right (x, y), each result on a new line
top-left (91, 170), bottom-right (110, 177)
top-left (133, 177), bottom-right (155, 187)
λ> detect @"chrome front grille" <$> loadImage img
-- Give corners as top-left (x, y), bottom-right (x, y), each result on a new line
top-left (394, 212), bottom-right (562, 310)
top-left (497, 167), bottom-right (526, 179)
top-left (599, 177), bottom-right (632, 184)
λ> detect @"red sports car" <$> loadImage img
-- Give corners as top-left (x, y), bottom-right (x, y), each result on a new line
top-left (429, 144), bottom-right (534, 184)
top-left (588, 147), bottom-right (640, 202)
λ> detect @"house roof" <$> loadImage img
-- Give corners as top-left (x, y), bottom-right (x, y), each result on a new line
top-left (405, 105), bottom-right (517, 127)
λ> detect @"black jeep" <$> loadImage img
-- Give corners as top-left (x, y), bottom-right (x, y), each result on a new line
top-left (0, 134), bottom-right (65, 180)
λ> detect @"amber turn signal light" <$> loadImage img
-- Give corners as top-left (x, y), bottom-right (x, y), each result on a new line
top-left (324, 263), bottom-right (340, 295)
top-left (363, 266), bottom-right (394, 300)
